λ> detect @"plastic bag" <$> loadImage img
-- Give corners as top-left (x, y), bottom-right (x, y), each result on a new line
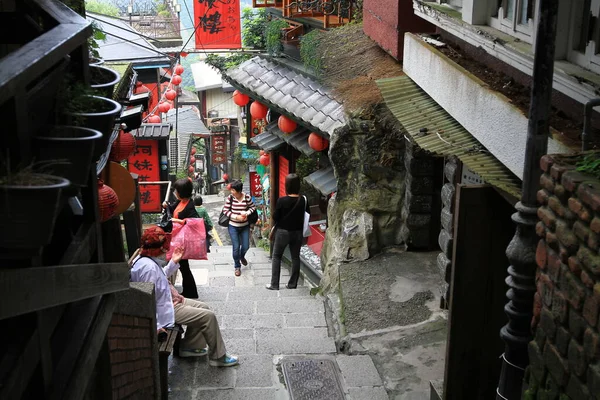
top-left (166, 218), bottom-right (208, 260)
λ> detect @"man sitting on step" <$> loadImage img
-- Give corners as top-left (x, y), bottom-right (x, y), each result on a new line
top-left (130, 226), bottom-right (238, 367)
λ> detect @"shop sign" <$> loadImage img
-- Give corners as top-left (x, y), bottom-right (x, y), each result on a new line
top-left (128, 140), bottom-right (161, 212)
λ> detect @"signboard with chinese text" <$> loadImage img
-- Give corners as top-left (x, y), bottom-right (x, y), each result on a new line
top-left (207, 117), bottom-right (230, 134)
top-left (247, 104), bottom-right (266, 149)
top-left (194, 0), bottom-right (241, 50)
top-left (279, 155), bottom-right (288, 199)
top-left (249, 171), bottom-right (262, 198)
top-left (211, 134), bottom-right (227, 165)
top-left (128, 140), bottom-right (161, 212)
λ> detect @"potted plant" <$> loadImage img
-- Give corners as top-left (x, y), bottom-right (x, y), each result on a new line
top-left (33, 126), bottom-right (103, 188)
top-left (0, 161), bottom-right (70, 250)
top-left (90, 65), bottom-right (121, 98)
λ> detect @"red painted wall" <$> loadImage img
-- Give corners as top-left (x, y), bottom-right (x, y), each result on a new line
top-left (363, 0), bottom-right (435, 61)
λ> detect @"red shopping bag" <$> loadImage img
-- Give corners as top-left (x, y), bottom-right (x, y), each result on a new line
top-left (167, 218), bottom-right (208, 260)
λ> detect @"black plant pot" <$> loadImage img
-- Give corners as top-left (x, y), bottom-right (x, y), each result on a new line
top-left (63, 95), bottom-right (122, 160)
top-left (90, 65), bottom-right (121, 98)
top-left (0, 174), bottom-right (70, 250)
top-left (34, 126), bottom-right (102, 187)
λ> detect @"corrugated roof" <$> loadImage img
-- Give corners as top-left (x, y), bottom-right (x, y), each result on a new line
top-left (250, 130), bottom-right (285, 151)
top-left (266, 122), bottom-right (315, 156)
top-left (304, 166), bottom-right (337, 196)
top-left (131, 123), bottom-right (171, 139)
top-left (165, 106), bottom-right (209, 135)
top-left (377, 75), bottom-right (522, 198)
top-left (225, 57), bottom-right (346, 137)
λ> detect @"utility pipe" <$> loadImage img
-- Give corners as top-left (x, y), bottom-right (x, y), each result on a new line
top-left (582, 98), bottom-right (600, 151)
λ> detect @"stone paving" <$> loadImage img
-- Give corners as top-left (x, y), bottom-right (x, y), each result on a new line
top-left (169, 245), bottom-right (389, 400)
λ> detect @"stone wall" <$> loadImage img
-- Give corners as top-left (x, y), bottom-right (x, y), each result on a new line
top-left (527, 154), bottom-right (600, 399)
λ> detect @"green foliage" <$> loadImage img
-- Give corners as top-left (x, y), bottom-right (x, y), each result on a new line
top-left (205, 53), bottom-right (252, 72)
top-left (295, 153), bottom-right (321, 203)
top-left (85, 0), bottom-right (119, 16)
top-left (242, 8), bottom-right (268, 49)
top-left (576, 153), bottom-right (600, 179)
top-left (158, 10), bottom-right (171, 18)
top-left (266, 19), bottom-right (288, 56)
top-left (88, 21), bottom-right (107, 59)
top-left (233, 145), bottom-right (259, 168)
top-left (300, 30), bottom-right (323, 75)
top-left (156, 1), bottom-right (169, 14)
top-left (353, 0), bottom-right (364, 22)
top-left (257, 238), bottom-right (270, 252)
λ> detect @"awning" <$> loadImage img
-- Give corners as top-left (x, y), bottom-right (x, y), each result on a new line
top-left (250, 130), bottom-right (285, 151)
top-left (377, 75), bottom-right (521, 198)
top-left (266, 122), bottom-right (315, 156)
top-left (304, 166), bottom-right (337, 196)
top-left (131, 123), bottom-right (171, 139)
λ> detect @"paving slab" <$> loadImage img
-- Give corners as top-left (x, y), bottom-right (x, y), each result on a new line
top-left (222, 314), bottom-right (284, 329)
top-left (347, 387), bottom-right (390, 400)
top-left (336, 355), bottom-right (383, 387)
top-left (283, 313), bottom-right (328, 328)
top-left (234, 355), bottom-right (276, 388)
top-left (256, 298), bottom-right (325, 314)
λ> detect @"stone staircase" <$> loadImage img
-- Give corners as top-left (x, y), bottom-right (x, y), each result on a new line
top-left (168, 245), bottom-right (389, 400)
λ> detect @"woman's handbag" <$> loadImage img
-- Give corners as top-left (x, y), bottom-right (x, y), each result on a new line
top-left (247, 209), bottom-right (259, 224)
top-left (302, 196), bottom-right (312, 237)
top-left (218, 211), bottom-right (230, 227)
top-left (157, 207), bottom-right (173, 232)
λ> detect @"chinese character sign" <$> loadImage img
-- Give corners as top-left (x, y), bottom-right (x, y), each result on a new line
top-left (249, 171), bottom-right (262, 198)
top-left (211, 135), bottom-right (228, 165)
top-left (247, 113), bottom-right (266, 149)
top-left (194, 0), bottom-right (241, 49)
top-left (128, 140), bottom-right (161, 212)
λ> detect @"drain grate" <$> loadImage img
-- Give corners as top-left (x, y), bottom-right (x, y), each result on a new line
top-left (281, 358), bottom-right (345, 400)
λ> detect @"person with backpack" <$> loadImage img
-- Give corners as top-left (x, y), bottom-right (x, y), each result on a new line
top-left (221, 180), bottom-right (255, 277)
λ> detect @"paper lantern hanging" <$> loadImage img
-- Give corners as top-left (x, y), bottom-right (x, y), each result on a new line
top-left (308, 133), bottom-right (329, 152)
top-left (158, 102), bottom-right (170, 113)
top-left (278, 115), bottom-right (297, 134)
top-left (222, 173), bottom-right (229, 181)
top-left (259, 150), bottom-right (265, 156)
top-left (232, 90), bottom-right (250, 106)
top-left (174, 64), bottom-right (184, 75)
top-left (98, 180), bottom-right (119, 222)
top-left (190, 156), bottom-right (196, 164)
top-left (226, 183), bottom-right (231, 190)
top-left (109, 131), bottom-right (137, 162)
top-left (259, 154), bottom-right (270, 166)
top-left (172, 74), bottom-right (182, 85)
top-left (256, 164), bottom-right (266, 176)
top-left (191, 147), bottom-right (197, 155)
top-left (148, 114), bottom-right (161, 123)
top-left (188, 166), bottom-right (194, 173)
top-left (165, 89), bottom-right (177, 101)
top-left (250, 101), bottom-right (268, 119)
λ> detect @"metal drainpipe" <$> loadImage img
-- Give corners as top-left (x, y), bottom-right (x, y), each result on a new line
top-left (582, 98), bottom-right (600, 151)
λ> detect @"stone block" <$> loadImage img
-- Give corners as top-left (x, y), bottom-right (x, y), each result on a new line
top-left (405, 152), bottom-right (435, 176)
top-left (336, 355), bottom-right (383, 387)
top-left (568, 338), bottom-right (587, 377)
top-left (437, 252), bottom-right (452, 283)
top-left (555, 220), bottom-right (579, 255)
top-left (566, 374), bottom-right (591, 400)
top-left (581, 270), bottom-right (595, 289)
top-left (583, 284), bottom-right (600, 327)
top-left (543, 342), bottom-right (569, 386)
top-left (407, 173), bottom-right (434, 194)
top-left (444, 157), bottom-right (458, 182)
top-left (538, 189), bottom-right (549, 206)
top-left (540, 155), bottom-right (555, 172)
top-left (234, 355), bottom-right (277, 388)
top-left (549, 196), bottom-right (574, 220)
top-left (540, 174), bottom-right (555, 193)
top-left (537, 221), bottom-right (547, 238)
top-left (561, 268), bottom-right (586, 310)
top-left (546, 249), bottom-right (562, 281)
top-left (255, 328), bottom-right (336, 354)
top-left (561, 171), bottom-right (586, 193)
top-left (577, 183), bottom-right (600, 212)
top-left (554, 184), bottom-right (569, 203)
top-left (583, 327), bottom-right (600, 362)
top-left (569, 310), bottom-right (587, 341)
top-left (438, 229), bottom-right (453, 256)
top-left (578, 246), bottom-right (600, 275)
top-left (568, 197), bottom-right (584, 214)
top-left (441, 183), bottom-right (455, 208)
top-left (553, 290), bottom-right (569, 323)
top-left (551, 164), bottom-right (574, 181)
top-left (546, 231), bottom-right (559, 251)
top-left (538, 207), bottom-right (557, 231)
top-left (588, 231), bottom-right (599, 250)
top-left (539, 308), bottom-right (557, 341)
top-left (555, 326), bottom-right (571, 356)
top-left (536, 240), bottom-right (548, 270)
top-left (340, 209), bottom-right (374, 262)
top-left (440, 206), bottom-right (454, 232)
top-left (573, 220), bottom-right (591, 243)
top-left (347, 387), bottom-right (389, 400)
top-left (538, 273), bottom-right (554, 308)
top-left (568, 256), bottom-right (582, 277)
top-left (406, 192), bottom-right (433, 214)
top-left (405, 213), bottom-right (432, 229)
top-left (587, 363), bottom-right (600, 397)
top-left (591, 216), bottom-right (600, 234)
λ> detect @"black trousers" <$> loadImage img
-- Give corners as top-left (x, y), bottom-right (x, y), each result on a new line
top-left (179, 259), bottom-right (198, 298)
top-left (270, 229), bottom-right (303, 288)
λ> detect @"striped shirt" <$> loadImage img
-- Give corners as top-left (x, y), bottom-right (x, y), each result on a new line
top-left (223, 193), bottom-right (256, 227)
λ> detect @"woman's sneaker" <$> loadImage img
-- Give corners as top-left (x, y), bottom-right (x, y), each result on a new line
top-left (209, 354), bottom-right (239, 367)
top-left (179, 347), bottom-right (208, 357)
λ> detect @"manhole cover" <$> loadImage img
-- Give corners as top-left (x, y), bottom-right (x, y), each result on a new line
top-left (281, 358), bottom-right (345, 400)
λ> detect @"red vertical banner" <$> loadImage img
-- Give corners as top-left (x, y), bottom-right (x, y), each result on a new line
top-left (249, 171), bottom-right (262, 198)
top-left (128, 140), bottom-right (161, 212)
top-left (279, 156), bottom-right (288, 199)
top-left (247, 112), bottom-right (266, 149)
top-left (211, 134), bottom-right (227, 164)
top-left (194, 0), bottom-right (241, 49)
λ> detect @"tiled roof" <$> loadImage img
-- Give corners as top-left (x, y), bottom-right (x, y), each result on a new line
top-left (304, 166), bottom-right (337, 196)
top-left (131, 123), bottom-right (171, 139)
top-left (267, 122), bottom-right (315, 156)
top-left (250, 130), bottom-right (285, 151)
top-left (164, 106), bottom-right (209, 167)
top-left (224, 57), bottom-right (346, 137)
top-left (377, 75), bottom-right (522, 198)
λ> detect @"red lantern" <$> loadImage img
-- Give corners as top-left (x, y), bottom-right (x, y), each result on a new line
top-left (165, 89), bottom-right (177, 101)
top-left (259, 154), bottom-right (270, 166)
top-left (174, 64), bottom-right (184, 75)
top-left (188, 166), bottom-right (194, 173)
top-left (259, 150), bottom-right (265, 156)
top-left (172, 74), bottom-right (182, 85)
top-left (250, 101), bottom-right (268, 119)
top-left (308, 133), bottom-right (329, 152)
top-left (190, 156), bottom-right (196, 164)
top-left (226, 183), bottom-right (231, 190)
top-left (148, 114), bottom-right (161, 123)
top-left (109, 131), bottom-right (137, 162)
top-left (232, 90), bottom-right (250, 106)
top-left (191, 147), bottom-right (197, 155)
top-left (98, 180), bottom-right (119, 222)
top-left (278, 115), bottom-right (297, 134)
top-left (158, 102), bottom-right (170, 113)
top-left (223, 173), bottom-right (229, 181)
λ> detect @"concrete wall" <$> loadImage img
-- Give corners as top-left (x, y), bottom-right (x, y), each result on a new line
top-left (363, 0), bottom-right (435, 60)
top-left (206, 88), bottom-right (237, 118)
top-left (528, 154), bottom-right (600, 398)
top-left (403, 33), bottom-right (571, 180)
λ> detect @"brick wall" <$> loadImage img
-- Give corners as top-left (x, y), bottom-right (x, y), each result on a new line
top-left (527, 154), bottom-right (600, 399)
top-left (107, 313), bottom-right (156, 399)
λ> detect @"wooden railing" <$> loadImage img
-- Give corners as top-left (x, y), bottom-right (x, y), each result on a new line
top-left (255, 0), bottom-right (354, 29)
top-left (0, 1), bottom-right (130, 399)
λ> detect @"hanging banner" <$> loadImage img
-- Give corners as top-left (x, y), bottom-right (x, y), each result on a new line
top-left (211, 134), bottom-right (228, 164)
top-left (128, 140), bottom-right (161, 212)
top-left (194, 0), bottom-right (242, 50)
top-left (249, 171), bottom-right (262, 198)
top-left (246, 103), bottom-right (266, 150)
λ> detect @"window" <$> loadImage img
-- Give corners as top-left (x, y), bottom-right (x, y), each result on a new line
top-left (489, 0), bottom-right (536, 42)
top-left (568, 0), bottom-right (600, 74)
